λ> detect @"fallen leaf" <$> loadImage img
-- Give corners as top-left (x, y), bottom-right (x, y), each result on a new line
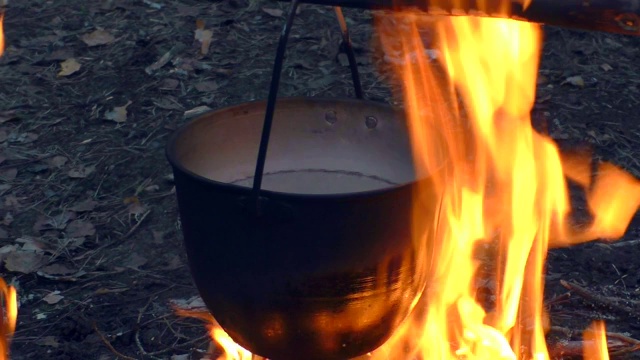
top-left (153, 97), bottom-right (184, 111)
top-left (601, 63), bottom-right (613, 72)
top-left (68, 165), bottom-right (96, 178)
top-left (563, 75), bottom-right (585, 87)
top-left (170, 296), bottom-right (206, 310)
top-left (123, 252), bottom-right (147, 270)
top-left (58, 58), bottom-right (81, 77)
top-left (3, 212), bottom-right (13, 226)
top-left (176, 4), bottom-right (202, 17)
top-left (163, 255), bottom-right (182, 270)
top-left (48, 49), bottom-right (75, 61)
top-left (17, 236), bottom-right (49, 252)
top-left (39, 263), bottom-right (77, 276)
top-left (4, 250), bottom-right (46, 274)
top-left (43, 291), bottom-right (64, 305)
top-left (193, 19), bottom-right (213, 55)
top-left (47, 156), bottom-right (68, 169)
top-left (33, 211), bottom-right (76, 232)
top-left (35, 336), bottom-right (59, 348)
top-left (144, 184), bottom-right (159, 192)
top-left (9, 132), bottom-right (38, 144)
top-left (0, 168), bottom-right (17, 181)
top-left (262, 7), bottom-right (283, 17)
top-left (194, 81), bottom-right (219, 92)
top-left (69, 199), bottom-right (98, 212)
top-left (0, 110), bottom-right (18, 124)
top-left (159, 78), bottom-right (179, 90)
top-left (81, 29), bottom-right (115, 47)
top-left (183, 105), bottom-right (211, 119)
top-left (104, 101), bottom-right (132, 123)
top-left (66, 220), bottom-right (96, 238)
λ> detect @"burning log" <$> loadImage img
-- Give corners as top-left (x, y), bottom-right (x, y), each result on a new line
top-left (276, 0), bottom-right (640, 36)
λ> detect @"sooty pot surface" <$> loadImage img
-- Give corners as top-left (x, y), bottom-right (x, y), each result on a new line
top-left (166, 97), bottom-right (439, 360)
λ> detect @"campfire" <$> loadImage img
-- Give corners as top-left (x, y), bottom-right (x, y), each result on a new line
top-left (169, 2), bottom-right (640, 360)
top-left (370, 11), bottom-right (640, 359)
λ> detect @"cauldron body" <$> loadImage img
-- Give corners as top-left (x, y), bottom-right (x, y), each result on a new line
top-left (166, 98), bottom-right (438, 359)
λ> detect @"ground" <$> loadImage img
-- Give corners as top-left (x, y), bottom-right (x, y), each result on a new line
top-left (0, 0), bottom-right (639, 359)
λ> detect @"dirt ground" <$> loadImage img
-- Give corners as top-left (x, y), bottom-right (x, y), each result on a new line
top-left (0, 0), bottom-right (639, 359)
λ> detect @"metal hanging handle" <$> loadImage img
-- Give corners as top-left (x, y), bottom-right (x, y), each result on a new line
top-left (250, 2), bottom-right (364, 211)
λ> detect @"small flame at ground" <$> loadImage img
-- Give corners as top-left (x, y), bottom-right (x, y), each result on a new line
top-left (174, 307), bottom-right (253, 360)
top-left (584, 321), bottom-right (610, 360)
top-left (0, 12), bottom-right (4, 55)
top-left (0, 278), bottom-right (17, 360)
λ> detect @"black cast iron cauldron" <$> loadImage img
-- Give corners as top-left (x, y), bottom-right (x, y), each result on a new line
top-left (166, 97), bottom-right (440, 360)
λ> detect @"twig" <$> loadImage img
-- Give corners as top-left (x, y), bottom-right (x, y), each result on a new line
top-left (123, 210), bottom-right (151, 240)
top-left (560, 280), bottom-right (640, 317)
top-left (135, 295), bottom-right (211, 357)
top-left (548, 326), bottom-right (640, 357)
top-left (545, 291), bottom-right (572, 307)
top-left (0, 154), bottom-right (55, 170)
top-left (93, 322), bottom-right (137, 360)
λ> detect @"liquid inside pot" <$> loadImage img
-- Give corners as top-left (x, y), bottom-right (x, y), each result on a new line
top-left (230, 169), bottom-right (399, 194)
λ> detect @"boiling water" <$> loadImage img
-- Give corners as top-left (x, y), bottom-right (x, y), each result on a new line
top-left (230, 169), bottom-right (399, 195)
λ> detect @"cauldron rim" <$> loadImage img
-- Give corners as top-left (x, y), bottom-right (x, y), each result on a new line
top-left (165, 96), bottom-right (422, 200)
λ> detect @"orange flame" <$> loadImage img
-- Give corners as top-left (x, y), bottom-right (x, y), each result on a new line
top-left (174, 308), bottom-right (253, 360)
top-left (583, 321), bottom-right (610, 360)
top-left (372, 9), bottom-right (640, 360)
top-left (0, 278), bottom-right (17, 360)
top-left (0, 12), bottom-right (4, 56)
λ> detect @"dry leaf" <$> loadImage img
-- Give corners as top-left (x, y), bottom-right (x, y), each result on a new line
top-left (43, 291), bottom-right (64, 305)
top-left (69, 199), bottom-right (98, 212)
top-left (262, 7), bottom-right (283, 17)
top-left (194, 20), bottom-right (213, 55)
top-left (4, 250), bottom-right (45, 274)
top-left (11, 132), bottom-right (39, 144)
top-left (159, 78), bottom-right (179, 90)
top-left (35, 336), bottom-right (60, 348)
top-left (184, 105), bottom-right (212, 119)
top-left (123, 252), bottom-right (147, 270)
top-left (194, 81), bottom-right (219, 92)
top-left (66, 220), bottom-right (96, 238)
top-left (17, 236), bottom-right (49, 252)
top-left (58, 58), bottom-right (81, 77)
top-left (104, 101), bottom-right (132, 123)
top-left (68, 165), bottom-right (96, 178)
top-left (33, 212), bottom-right (75, 232)
top-left (81, 29), bottom-right (115, 47)
top-left (0, 110), bottom-right (18, 124)
top-left (39, 263), bottom-right (77, 276)
top-left (47, 155), bottom-right (68, 169)
top-left (601, 63), bottom-right (613, 72)
top-left (563, 75), bottom-right (585, 87)
top-left (0, 168), bottom-right (17, 181)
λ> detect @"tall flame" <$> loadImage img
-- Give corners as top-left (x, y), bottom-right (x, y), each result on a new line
top-left (372, 10), bottom-right (640, 360)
